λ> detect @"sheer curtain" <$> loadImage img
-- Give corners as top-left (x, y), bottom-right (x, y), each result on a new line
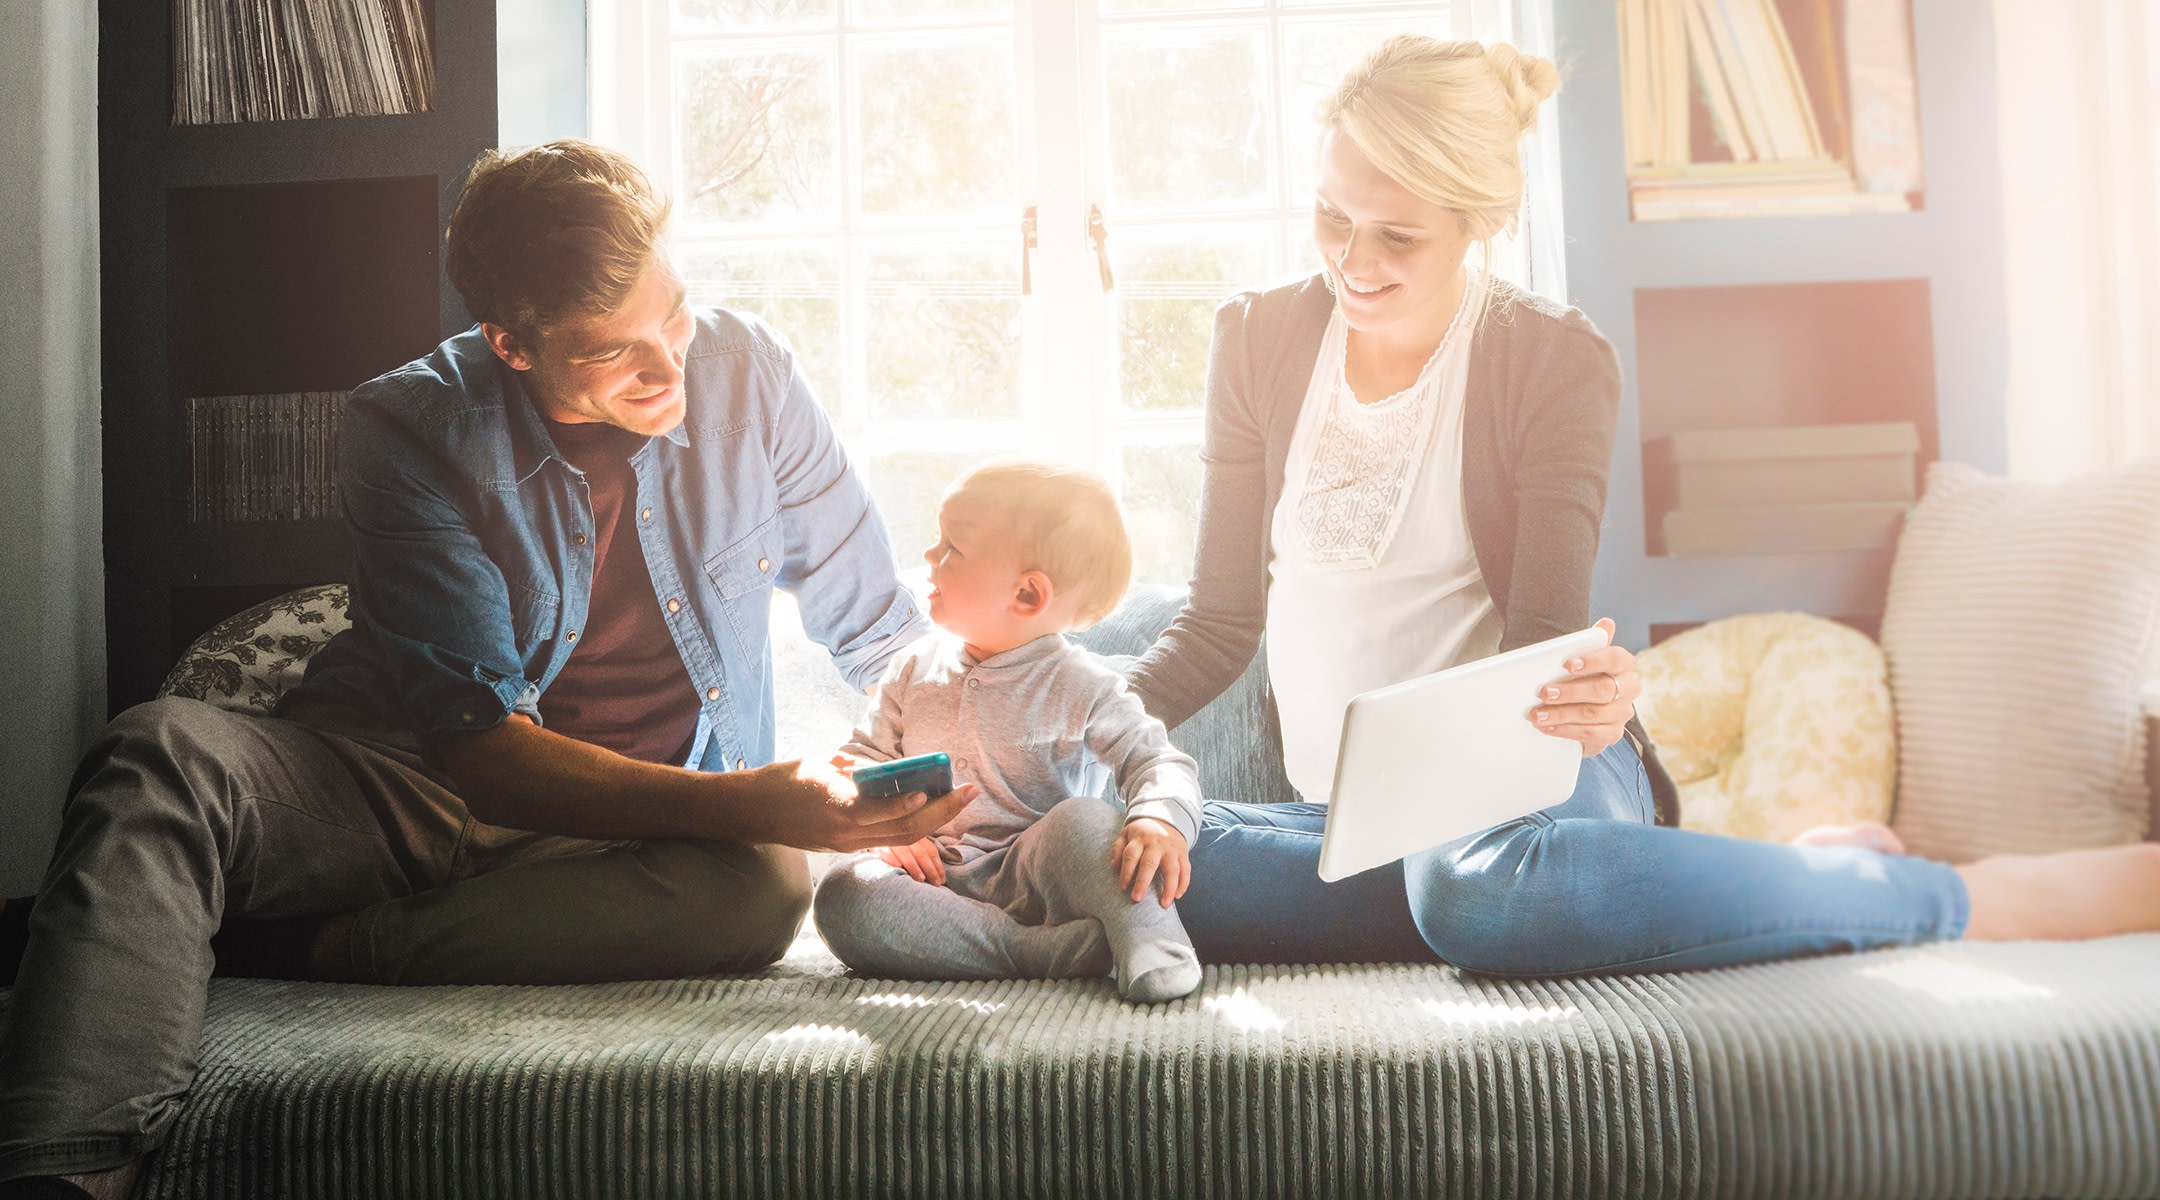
top-left (1993, 0), bottom-right (2160, 481)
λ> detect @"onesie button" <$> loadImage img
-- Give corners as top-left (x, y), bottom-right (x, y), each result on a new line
top-left (966, 677), bottom-right (981, 689)
top-left (955, 757), bottom-right (969, 772)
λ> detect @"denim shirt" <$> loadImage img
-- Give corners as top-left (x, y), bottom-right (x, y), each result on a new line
top-left (286, 308), bottom-right (928, 773)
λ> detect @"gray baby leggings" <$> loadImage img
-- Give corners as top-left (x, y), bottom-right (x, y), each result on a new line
top-left (813, 797), bottom-right (1199, 1001)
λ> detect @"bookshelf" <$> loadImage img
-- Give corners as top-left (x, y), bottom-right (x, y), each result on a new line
top-left (99, 0), bottom-right (498, 712)
top-left (1555, 0), bottom-right (2010, 648)
top-left (1619, 0), bottom-right (1925, 221)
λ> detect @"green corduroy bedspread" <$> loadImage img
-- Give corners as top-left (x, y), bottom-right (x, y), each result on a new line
top-left (21, 931), bottom-right (2141, 1199)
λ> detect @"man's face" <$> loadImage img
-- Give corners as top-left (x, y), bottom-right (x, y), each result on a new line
top-left (484, 258), bottom-right (696, 437)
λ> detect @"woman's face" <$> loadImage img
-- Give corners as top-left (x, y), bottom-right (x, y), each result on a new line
top-left (1311, 129), bottom-right (1475, 336)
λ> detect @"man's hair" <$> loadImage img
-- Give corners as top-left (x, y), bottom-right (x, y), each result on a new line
top-left (947, 458), bottom-right (1133, 629)
top-left (444, 140), bottom-right (672, 338)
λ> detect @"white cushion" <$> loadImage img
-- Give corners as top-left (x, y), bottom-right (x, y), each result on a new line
top-left (1881, 461), bottom-right (2160, 861)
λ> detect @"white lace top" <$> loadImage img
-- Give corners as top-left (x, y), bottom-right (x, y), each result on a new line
top-left (1266, 297), bottom-right (1501, 803)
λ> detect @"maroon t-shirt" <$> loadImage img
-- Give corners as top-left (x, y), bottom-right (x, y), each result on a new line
top-left (537, 418), bottom-right (702, 765)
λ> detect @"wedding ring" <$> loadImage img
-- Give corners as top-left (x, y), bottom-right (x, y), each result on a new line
top-left (1608, 676), bottom-right (1622, 705)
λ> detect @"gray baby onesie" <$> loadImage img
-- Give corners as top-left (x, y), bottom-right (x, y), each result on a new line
top-left (813, 631), bottom-right (1205, 1001)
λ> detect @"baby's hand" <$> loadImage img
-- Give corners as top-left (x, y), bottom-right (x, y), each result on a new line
top-left (1112, 817), bottom-right (1190, 907)
top-left (876, 836), bottom-right (947, 886)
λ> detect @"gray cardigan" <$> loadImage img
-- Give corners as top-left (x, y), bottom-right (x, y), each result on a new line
top-left (1126, 272), bottom-right (1679, 824)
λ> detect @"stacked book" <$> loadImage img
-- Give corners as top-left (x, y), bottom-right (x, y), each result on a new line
top-left (1652, 421), bottom-right (1919, 555)
top-left (171, 0), bottom-right (436, 125)
top-left (186, 393), bottom-right (349, 524)
top-left (1618, 0), bottom-right (1922, 221)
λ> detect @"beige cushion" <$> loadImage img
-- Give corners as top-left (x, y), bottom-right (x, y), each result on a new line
top-left (1636, 612), bottom-right (1896, 841)
top-left (1882, 461), bottom-right (2160, 861)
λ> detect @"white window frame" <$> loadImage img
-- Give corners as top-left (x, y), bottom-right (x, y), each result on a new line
top-left (589, 0), bottom-right (1564, 564)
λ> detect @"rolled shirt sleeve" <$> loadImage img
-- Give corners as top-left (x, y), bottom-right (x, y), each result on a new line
top-left (335, 381), bottom-right (544, 739)
top-left (762, 343), bottom-right (932, 691)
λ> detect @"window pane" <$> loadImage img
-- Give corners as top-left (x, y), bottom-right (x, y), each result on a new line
top-left (1281, 23), bottom-right (1406, 200)
top-left (854, 0), bottom-right (1009, 20)
top-left (676, 0), bottom-right (836, 31)
top-left (1103, 0), bottom-right (1253, 14)
top-left (1122, 441), bottom-right (1205, 587)
top-left (679, 244), bottom-right (844, 413)
top-left (678, 51), bottom-right (838, 225)
top-left (862, 449), bottom-right (996, 570)
top-left (1111, 228), bottom-right (1271, 412)
top-left (865, 244), bottom-right (1022, 420)
top-left (1101, 28), bottom-right (1269, 212)
top-left (857, 40), bottom-right (1016, 219)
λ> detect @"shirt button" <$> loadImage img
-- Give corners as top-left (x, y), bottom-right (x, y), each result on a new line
top-left (640, 507), bottom-right (653, 521)
top-left (572, 532), bottom-right (588, 546)
top-left (737, 758), bottom-right (746, 770)
top-left (706, 687), bottom-right (721, 701)
top-left (566, 630), bottom-right (579, 642)
top-left (666, 598), bottom-right (681, 613)
top-left (758, 558), bottom-right (770, 573)
top-left (955, 757), bottom-right (969, 772)
top-left (460, 711), bottom-right (475, 724)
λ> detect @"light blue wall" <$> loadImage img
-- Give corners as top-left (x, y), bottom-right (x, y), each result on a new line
top-left (1, 0), bottom-right (104, 896)
top-left (1553, 0), bottom-right (2009, 648)
top-left (498, 0), bottom-right (588, 148)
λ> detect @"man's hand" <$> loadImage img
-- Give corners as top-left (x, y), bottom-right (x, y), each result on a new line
top-left (875, 836), bottom-right (949, 885)
top-left (1528, 617), bottom-right (1642, 758)
top-left (736, 758), bottom-right (978, 854)
top-left (1112, 816), bottom-right (1191, 907)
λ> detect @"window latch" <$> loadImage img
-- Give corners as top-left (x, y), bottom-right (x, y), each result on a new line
top-left (1086, 204), bottom-right (1114, 292)
top-left (1021, 205), bottom-right (1038, 296)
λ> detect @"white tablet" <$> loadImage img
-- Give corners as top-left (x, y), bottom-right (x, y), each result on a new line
top-left (1315, 627), bottom-right (1612, 883)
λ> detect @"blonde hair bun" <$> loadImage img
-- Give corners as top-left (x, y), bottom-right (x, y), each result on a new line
top-left (1318, 34), bottom-right (1561, 245)
top-left (1483, 42), bottom-right (1560, 134)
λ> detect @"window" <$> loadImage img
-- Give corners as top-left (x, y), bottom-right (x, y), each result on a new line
top-left (592, 0), bottom-right (1561, 587)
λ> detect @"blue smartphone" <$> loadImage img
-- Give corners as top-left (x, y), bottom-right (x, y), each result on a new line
top-left (849, 752), bottom-right (954, 800)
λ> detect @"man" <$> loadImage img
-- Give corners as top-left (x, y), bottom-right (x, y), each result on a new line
top-left (0, 141), bottom-right (972, 1199)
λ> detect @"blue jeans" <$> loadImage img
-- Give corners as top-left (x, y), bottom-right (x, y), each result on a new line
top-left (1177, 739), bottom-right (1970, 975)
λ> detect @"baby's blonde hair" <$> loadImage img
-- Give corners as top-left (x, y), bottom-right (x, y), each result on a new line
top-left (946, 458), bottom-right (1132, 628)
top-left (1318, 36), bottom-right (1560, 322)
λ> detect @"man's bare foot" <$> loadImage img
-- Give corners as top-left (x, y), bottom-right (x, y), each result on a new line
top-left (1790, 821), bottom-right (1906, 855)
top-left (61, 1159), bottom-right (140, 1200)
top-left (1958, 843), bottom-right (2160, 940)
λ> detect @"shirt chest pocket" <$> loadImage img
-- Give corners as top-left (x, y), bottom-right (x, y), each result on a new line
top-left (703, 515), bottom-right (783, 648)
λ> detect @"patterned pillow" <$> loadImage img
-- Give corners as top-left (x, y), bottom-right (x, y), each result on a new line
top-left (1635, 612), bottom-right (1896, 842)
top-left (158, 584), bottom-right (352, 714)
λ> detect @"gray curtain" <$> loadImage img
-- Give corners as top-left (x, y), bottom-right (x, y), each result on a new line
top-left (0, 0), bottom-right (104, 894)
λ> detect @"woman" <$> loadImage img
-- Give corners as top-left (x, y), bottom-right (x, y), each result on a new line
top-left (1126, 35), bottom-right (2160, 973)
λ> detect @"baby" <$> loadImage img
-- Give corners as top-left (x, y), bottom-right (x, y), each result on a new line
top-left (811, 458), bottom-right (1204, 1003)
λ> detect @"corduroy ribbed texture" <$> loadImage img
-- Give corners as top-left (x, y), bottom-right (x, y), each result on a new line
top-left (8, 934), bottom-right (2140, 1198)
top-left (1883, 461), bottom-right (2160, 861)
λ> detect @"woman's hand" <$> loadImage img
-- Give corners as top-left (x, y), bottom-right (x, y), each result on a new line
top-left (876, 835), bottom-right (949, 885)
top-left (1111, 817), bottom-right (1191, 907)
top-left (1529, 618), bottom-right (1641, 758)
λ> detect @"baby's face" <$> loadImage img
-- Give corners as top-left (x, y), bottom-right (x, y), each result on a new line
top-left (923, 493), bottom-right (1027, 647)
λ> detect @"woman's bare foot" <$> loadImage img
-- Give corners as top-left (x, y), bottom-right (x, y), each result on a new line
top-left (1958, 843), bottom-right (2160, 940)
top-left (1790, 821), bottom-right (1906, 855)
